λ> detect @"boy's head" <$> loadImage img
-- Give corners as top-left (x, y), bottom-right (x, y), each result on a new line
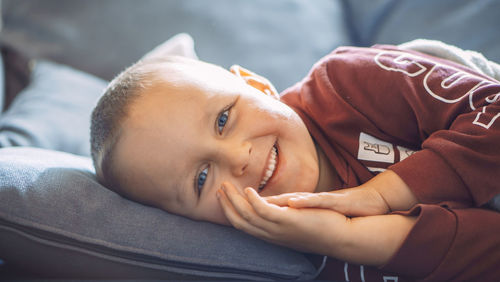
top-left (91, 56), bottom-right (320, 225)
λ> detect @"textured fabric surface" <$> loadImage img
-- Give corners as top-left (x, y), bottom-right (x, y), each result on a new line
top-left (1, 0), bottom-right (347, 92)
top-left (0, 147), bottom-right (318, 280)
top-left (399, 39), bottom-right (500, 212)
top-left (280, 45), bottom-right (500, 280)
top-left (0, 60), bottom-right (106, 156)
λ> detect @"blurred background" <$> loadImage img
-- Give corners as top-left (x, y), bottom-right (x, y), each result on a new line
top-left (1, 0), bottom-right (499, 92)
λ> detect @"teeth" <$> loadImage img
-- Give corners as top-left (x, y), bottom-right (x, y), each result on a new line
top-left (259, 145), bottom-right (278, 191)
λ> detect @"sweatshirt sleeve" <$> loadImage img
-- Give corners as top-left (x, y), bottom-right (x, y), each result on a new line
top-left (381, 204), bottom-right (500, 280)
top-left (382, 45), bottom-right (500, 207)
top-left (326, 45), bottom-right (500, 207)
top-left (319, 46), bottom-right (500, 280)
top-left (388, 92), bottom-right (500, 207)
top-left (282, 46), bottom-right (500, 280)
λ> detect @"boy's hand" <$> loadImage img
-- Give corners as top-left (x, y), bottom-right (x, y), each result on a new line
top-left (266, 170), bottom-right (417, 216)
top-left (265, 186), bottom-right (390, 217)
top-left (217, 181), bottom-right (351, 258)
top-left (217, 181), bottom-right (416, 266)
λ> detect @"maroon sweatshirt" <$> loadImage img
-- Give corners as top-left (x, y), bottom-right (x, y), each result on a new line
top-left (281, 45), bottom-right (500, 281)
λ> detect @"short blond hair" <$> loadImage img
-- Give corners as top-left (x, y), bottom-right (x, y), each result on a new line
top-left (90, 56), bottom-right (188, 194)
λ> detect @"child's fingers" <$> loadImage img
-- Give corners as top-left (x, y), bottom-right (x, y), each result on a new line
top-left (289, 189), bottom-right (391, 216)
top-left (217, 187), bottom-right (271, 239)
top-left (287, 192), bottom-right (345, 209)
top-left (217, 186), bottom-right (245, 225)
top-left (264, 192), bottom-right (312, 206)
top-left (220, 183), bottom-right (276, 230)
top-left (220, 182), bottom-right (253, 217)
top-left (264, 194), bottom-right (292, 206)
top-left (266, 192), bottom-right (351, 215)
top-left (245, 188), bottom-right (286, 223)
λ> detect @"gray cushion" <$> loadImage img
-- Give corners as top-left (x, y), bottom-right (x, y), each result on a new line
top-left (0, 60), bottom-right (106, 156)
top-left (0, 147), bottom-right (319, 280)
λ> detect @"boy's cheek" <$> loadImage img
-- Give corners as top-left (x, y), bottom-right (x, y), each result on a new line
top-left (202, 194), bottom-right (231, 226)
top-left (212, 206), bottom-right (232, 226)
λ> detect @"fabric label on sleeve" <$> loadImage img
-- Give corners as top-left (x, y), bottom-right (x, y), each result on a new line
top-left (358, 132), bottom-right (395, 163)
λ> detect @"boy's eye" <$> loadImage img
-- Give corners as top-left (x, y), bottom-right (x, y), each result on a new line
top-left (196, 167), bottom-right (209, 193)
top-left (217, 109), bottom-right (230, 134)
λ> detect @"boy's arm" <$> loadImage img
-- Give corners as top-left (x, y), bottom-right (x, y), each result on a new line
top-left (267, 170), bottom-right (418, 216)
top-left (282, 45), bottom-right (500, 209)
top-left (218, 181), bottom-right (416, 266)
top-left (345, 214), bottom-right (416, 266)
top-left (220, 181), bottom-right (500, 280)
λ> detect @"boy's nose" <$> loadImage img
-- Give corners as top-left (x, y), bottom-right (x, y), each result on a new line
top-left (224, 141), bottom-right (251, 176)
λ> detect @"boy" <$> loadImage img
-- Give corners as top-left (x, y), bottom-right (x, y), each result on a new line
top-left (90, 44), bottom-right (500, 280)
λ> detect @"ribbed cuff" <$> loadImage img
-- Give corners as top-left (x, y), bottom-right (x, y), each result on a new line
top-left (389, 149), bottom-right (470, 205)
top-left (381, 204), bottom-right (457, 278)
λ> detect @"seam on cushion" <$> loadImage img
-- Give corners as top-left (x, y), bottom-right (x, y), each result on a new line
top-left (0, 212), bottom-right (314, 279)
top-left (0, 224), bottom-right (278, 281)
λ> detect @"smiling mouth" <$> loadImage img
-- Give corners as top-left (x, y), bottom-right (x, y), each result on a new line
top-left (258, 143), bottom-right (278, 192)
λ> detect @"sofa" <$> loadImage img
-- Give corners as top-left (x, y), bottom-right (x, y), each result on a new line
top-left (1, 0), bottom-right (499, 279)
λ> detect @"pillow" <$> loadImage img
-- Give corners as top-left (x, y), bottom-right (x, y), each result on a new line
top-left (0, 60), bottom-right (106, 156)
top-left (0, 147), bottom-right (320, 280)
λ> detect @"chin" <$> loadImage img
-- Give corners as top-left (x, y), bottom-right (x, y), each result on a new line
top-left (275, 176), bottom-right (317, 195)
top-left (297, 172), bottom-right (320, 193)
top-left (294, 179), bottom-right (318, 194)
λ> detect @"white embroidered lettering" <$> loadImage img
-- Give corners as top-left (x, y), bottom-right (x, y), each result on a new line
top-left (374, 50), bottom-right (499, 129)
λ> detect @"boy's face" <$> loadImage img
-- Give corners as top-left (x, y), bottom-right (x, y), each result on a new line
top-left (114, 60), bottom-right (319, 225)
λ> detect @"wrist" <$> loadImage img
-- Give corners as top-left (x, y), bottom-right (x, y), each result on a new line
top-left (369, 170), bottom-right (418, 212)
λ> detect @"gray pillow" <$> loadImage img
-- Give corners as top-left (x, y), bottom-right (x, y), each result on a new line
top-left (0, 147), bottom-right (320, 280)
top-left (0, 60), bottom-right (106, 156)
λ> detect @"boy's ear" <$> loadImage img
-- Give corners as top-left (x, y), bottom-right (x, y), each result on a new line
top-left (230, 65), bottom-right (280, 100)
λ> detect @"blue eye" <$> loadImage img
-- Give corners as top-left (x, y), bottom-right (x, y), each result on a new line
top-left (217, 110), bottom-right (229, 134)
top-left (197, 167), bottom-right (208, 192)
